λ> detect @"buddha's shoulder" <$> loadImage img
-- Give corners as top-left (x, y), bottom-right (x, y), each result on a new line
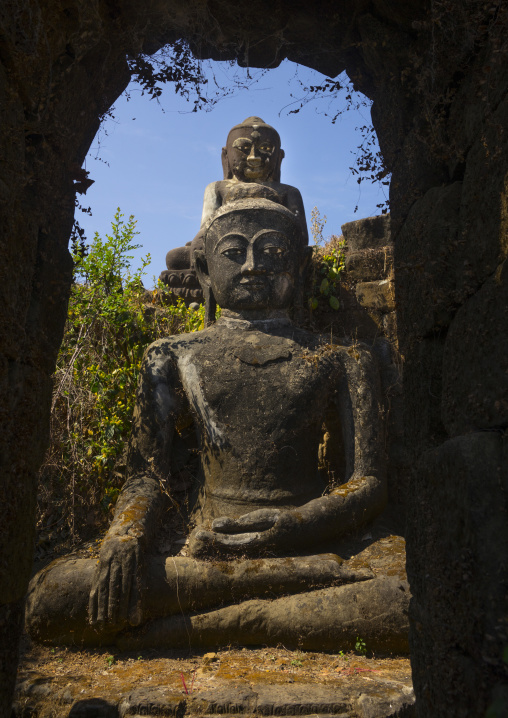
top-left (275, 182), bottom-right (303, 196)
top-left (288, 329), bottom-right (376, 362)
top-left (143, 331), bottom-right (214, 362)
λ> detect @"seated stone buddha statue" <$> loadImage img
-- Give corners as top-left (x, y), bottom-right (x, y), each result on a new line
top-left (159, 117), bottom-right (307, 317)
top-left (198, 115), bottom-right (307, 237)
top-left (26, 195), bottom-right (409, 653)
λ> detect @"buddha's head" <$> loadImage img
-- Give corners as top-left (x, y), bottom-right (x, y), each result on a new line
top-left (222, 117), bottom-right (284, 183)
top-left (194, 198), bottom-right (310, 321)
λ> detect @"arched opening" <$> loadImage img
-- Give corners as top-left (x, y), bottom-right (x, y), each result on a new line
top-left (76, 57), bottom-right (388, 277)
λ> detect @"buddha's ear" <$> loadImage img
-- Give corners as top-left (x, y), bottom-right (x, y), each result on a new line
top-left (194, 249), bottom-right (211, 289)
top-left (194, 249), bottom-right (216, 326)
top-left (221, 146), bottom-right (232, 180)
top-left (272, 148), bottom-right (284, 183)
top-left (299, 245), bottom-right (313, 276)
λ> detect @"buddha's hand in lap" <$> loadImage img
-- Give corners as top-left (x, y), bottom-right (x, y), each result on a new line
top-left (188, 508), bottom-right (294, 558)
top-left (89, 534), bottom-right (143, 627)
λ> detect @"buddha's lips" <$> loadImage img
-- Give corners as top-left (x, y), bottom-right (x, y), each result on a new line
top-left (238, 279), bottom-right (266, 288)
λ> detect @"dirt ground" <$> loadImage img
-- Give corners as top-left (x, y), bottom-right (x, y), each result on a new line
top-left (15, 635), bottom-right (413, 717)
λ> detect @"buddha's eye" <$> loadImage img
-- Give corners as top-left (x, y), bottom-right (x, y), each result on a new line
top-left (262, 245), bottom-right (285, 256)
top-left (222, 247), bottom-right (245, 258)
top-left (259, 143), bottom-right (274, 153)
top-left (232, 139), bottom-right (252, 154)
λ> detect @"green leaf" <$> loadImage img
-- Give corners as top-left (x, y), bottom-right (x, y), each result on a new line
top-left (320, 278), bottom-right (329, 294)
top-left (329, 295), bottom-right (340, 311)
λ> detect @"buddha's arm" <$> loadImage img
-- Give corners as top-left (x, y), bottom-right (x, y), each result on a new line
top-left (89, 342), bottom-right (183, 625)
top-left (200, 182), bottom-right (222, 227)
top-left (189, 345), bottom-right (387, 557)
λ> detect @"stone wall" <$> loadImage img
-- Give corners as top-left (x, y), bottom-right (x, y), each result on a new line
top-left (313, 214), bottom-right (407, 517)
top-left (337, 215), bottom-right (407, 516)
top-left (398, 81), bottom-right (508, 718)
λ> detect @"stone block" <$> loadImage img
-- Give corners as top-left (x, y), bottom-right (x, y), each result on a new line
top-left (333, 308), bottom-right (383, 343)
top-left (119, 690), bottom-right (184, 717)
top-left (407, 432), bottom-right (508, 717)
top-left (459, 93), bottom-right (508, 285)
top-left (345, 247), bottom-right (392, 281)
top-left (442, 258), bottom-right (508, 435)
top-left (401, 336), bottom-right (446, 463)
top-left (342, 214), bottom-right (391, 251)
top-left (69, 699), bottom-right (118, 718)
top-left (356, 280), bottom-right (395, 313)
top-left (397, 95), bottom-right (508, 343)
top-left (394, 181), bottom-right (463, 340)
top-left (382, 311), bottom-right (398, 344)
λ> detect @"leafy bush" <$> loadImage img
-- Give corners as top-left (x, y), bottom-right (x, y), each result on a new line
top-left (308, 207), bottom-right (346, 313)
top-left (37, 209), bottom-right (204, 545)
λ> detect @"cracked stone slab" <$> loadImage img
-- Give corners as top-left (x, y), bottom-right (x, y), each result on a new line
top-left (14, 647), bottom-right (414, 718)
top-left (15, 680), bottom-right (414, 718)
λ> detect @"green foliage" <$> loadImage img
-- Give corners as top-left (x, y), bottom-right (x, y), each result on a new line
top-left (37, 209), bottom-right (204, 542)
top-left (355, 636), bottom-right (367, 655)
top-left (308, 207), bottom-right (346, 313)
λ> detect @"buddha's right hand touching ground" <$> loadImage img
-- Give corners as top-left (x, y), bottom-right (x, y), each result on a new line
top-left (89, 533), bottom-right (143, 627)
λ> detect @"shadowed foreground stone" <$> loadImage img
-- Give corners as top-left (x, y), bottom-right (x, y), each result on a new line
top-left (14, 651), bottom-right (415, 718)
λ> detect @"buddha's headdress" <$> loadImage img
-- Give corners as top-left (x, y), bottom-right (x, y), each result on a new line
top-left (203, 197), bottom-right (306, 250)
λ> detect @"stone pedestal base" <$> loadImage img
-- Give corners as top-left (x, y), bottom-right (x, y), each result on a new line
top-left (14, 646), bottom-right (415, 718)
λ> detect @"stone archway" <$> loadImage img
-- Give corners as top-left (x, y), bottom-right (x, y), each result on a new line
top-left (1, 1), bottom-right (507, 716)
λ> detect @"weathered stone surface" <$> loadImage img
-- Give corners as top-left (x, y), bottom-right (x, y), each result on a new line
top-left (342, 216), bottom-right (392, 252)
top-left (396, 94), bottom-right (508, 344)
top-left (399, 336), bottom-right (447, 465)
top-left (441, 258), bottom-right (508, 435)
top-left (356, 281), bottom-right (395, 313)
top-left (69, 699), bottom-right (118, 718)
top-left (118, 576), bottom-right (409, 654)
top-left (26, 554), bottom-right (373, 645)
top-left (457, 91), bottom-right (508, 282)
top-left (14, 647), bottom-right (415, 718)
top-left (329, 306), bottom-right (383, 343)
top-left (406, 432), bottom-right (508, 718)
top-left (120, 689), bottom-right (185, 716)
top-left (159, 245), bottom-right (204, 306)
top-left (395, 182), bottom-right (463, 340)
top-left (346, 249), bottom-right (392, 281)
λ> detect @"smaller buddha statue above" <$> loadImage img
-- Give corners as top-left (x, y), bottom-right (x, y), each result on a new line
top-left (201, 116), bottom-right (307, 240)
top-left (159, 117), bottom-right (307, 315)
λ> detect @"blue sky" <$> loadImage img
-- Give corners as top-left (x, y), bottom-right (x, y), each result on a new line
top-left (78, 59), bottom-right (386, 285)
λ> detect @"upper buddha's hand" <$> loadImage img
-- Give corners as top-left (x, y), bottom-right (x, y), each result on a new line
top-left (188, 508), bottom-right (294, 558)
top-left (89, 533), bottom-right (143, 627)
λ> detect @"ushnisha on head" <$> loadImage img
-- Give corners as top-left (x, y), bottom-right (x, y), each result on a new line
top-left (194, 198), bottom-right (311, 323)
top-left (222, 117), bottom-right (285, 183)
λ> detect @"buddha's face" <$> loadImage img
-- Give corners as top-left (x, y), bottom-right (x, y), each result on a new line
top-left (226, 126), bottom-right (281, 182)
top-left (203, 209), bottom-right (302, 315)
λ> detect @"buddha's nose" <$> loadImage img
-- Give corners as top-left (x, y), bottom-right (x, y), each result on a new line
top-left (247, 144), bottom-right (261, 164)
top-left (241, 248), bottom-right (264, 274)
